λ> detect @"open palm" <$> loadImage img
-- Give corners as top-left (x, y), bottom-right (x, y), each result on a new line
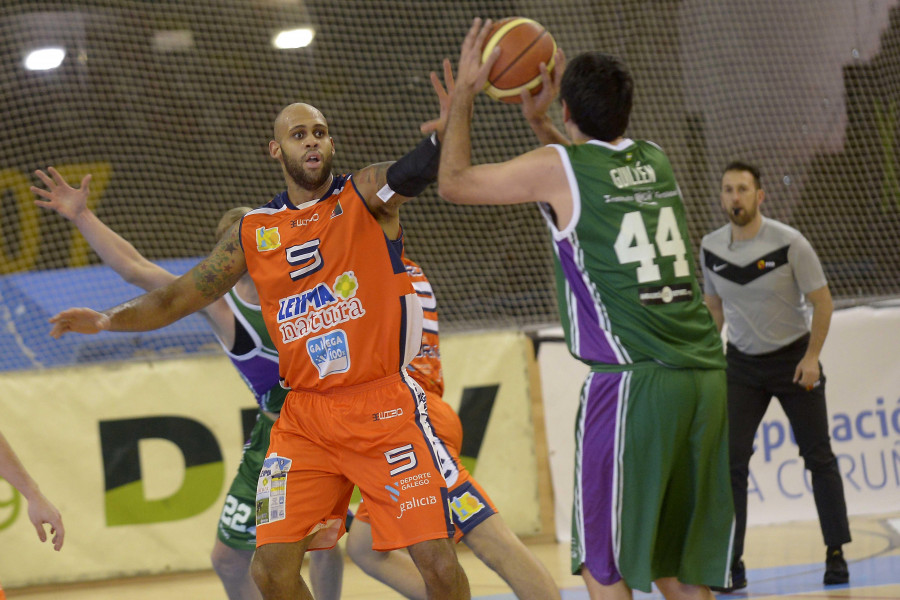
top-left (31, 167), bottom-right (91, 220)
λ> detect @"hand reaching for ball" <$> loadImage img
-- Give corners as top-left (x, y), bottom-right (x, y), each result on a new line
top-left (521, 47), bottom-right (566, 123)
top-left (420, 58), bottom-right (456, 139)
top-left (453, 18), bottom-right (500, 101)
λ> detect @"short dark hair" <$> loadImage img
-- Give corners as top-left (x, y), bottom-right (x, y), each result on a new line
top-left (560, 52), bottom-right (633, 142)
top-left (723, 161), bottom-right (761, 189)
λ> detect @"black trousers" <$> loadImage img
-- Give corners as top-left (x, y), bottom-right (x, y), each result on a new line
top-left (726, 334), bottom-right (851, 562)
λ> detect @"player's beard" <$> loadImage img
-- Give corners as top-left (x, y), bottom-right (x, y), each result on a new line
top-left (728, 202), bottom-right (758, 227)
top-left (283, 148), bottom-right (333, 191)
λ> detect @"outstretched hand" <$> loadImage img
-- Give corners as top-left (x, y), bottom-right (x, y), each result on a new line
top-left (27, 493), bottom-right (65, 551)
top-left (521, 47), bottom-right (566, 122)
top-left (453, 18), bottom-right (500, 99)
top-left (48, 308), bottom-right (111, 339)
top-left (420, 58), bottom-right (456, 139)
top-left (31, 167), bottom-right (91, 221)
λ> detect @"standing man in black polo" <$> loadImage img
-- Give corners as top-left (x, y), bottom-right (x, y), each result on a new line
top-left (700, 161), bottom-right (851, 592)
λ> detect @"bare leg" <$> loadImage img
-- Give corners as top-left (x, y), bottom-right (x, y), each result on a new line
top-left (461, 513), bottom-right (560, 599)
top-left (309, 545), bottom-right (344, 600)
top-left (583, 566), bottom-right (633, 600)
top-left (407, 537), bottom-right (470, 599)
top-left (251, 536), bottom-right (314, 600)
top-left (210, 539), bottom-right (261, 600)
top-left (346, 518), bottom-right (426, 599)
top-left (655, 577), bottom-right (714, 600)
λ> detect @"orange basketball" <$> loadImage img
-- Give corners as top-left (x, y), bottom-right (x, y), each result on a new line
top-left (481, 17), bottom-right (557, 104)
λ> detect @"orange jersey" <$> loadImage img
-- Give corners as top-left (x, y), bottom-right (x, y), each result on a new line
top-left (403, 258), bottom-right (443, 396)
top-left (241, 175), bottom-right (422, 391)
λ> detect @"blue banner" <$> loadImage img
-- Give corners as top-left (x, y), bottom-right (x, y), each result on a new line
top-left (0, 259), bottom-right (218, 371)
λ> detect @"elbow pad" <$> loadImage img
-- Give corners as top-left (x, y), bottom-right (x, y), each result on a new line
top-left (379, 133), bottom-right (441, 201)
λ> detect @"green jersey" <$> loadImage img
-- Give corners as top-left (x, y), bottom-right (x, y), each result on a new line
top-left (540, 139), bottom-right (724, 370)
top-left (221, 288), bottom-right (287, 413)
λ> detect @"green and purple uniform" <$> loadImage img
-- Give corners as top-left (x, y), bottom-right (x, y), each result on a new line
top-left (540, 139), bottom-right (734, 591)
top-left (216, 288), bottom-right (287, 551)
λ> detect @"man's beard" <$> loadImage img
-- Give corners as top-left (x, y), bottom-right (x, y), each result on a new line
top-left (727, 203), bottom-right (757, 227)
top-left (284, 150), bottom-right (333, 190)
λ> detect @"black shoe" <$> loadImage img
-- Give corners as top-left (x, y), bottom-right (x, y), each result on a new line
top-left (710, 559), bottom-right (747, 593)
top-left (824, 548), bottom-right (849, 585)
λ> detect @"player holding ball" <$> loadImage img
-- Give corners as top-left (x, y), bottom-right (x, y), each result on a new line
top-left (437, 17), bottom-right (735, 600)
top-left (479, 17), bottom-right (557, 103)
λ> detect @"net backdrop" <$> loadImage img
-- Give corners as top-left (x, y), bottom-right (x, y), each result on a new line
top-left (2, 0), bottom-right (899, 370)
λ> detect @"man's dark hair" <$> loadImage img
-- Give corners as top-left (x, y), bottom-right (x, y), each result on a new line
top-left (723, 161), bottom-right (762, 189)
top-left (560, 52), bottom-right (633, 142)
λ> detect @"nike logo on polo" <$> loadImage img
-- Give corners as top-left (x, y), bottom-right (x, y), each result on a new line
top-left (713, 263), bottom-right (727, 272)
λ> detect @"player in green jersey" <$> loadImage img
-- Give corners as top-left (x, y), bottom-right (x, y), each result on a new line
top-left (435, 19), bottom-right (734, 600)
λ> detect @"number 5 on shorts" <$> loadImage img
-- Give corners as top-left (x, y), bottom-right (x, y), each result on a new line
top-left (385, 444), bottom-right (417, 476)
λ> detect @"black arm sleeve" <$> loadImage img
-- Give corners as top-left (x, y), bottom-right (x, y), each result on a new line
top-left (382, 132), bottom-right (441, 199)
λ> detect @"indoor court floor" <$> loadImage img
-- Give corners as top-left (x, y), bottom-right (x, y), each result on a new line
top-left (7, 511), bottom-right (899, 599)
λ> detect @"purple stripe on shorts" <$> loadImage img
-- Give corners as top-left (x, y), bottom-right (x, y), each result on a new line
top-left (556, 238), bottom-right (623, 365)
top-left (579, 371), bottom-right (624, 584)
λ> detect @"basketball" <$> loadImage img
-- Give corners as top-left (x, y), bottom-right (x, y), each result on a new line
top-left (481, 17), bottom-right (557, 104)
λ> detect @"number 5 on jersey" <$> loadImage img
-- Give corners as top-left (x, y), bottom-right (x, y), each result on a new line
top-left (286, 239), bottom-right (323, 281)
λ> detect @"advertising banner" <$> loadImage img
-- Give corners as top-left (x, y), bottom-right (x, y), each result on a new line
top-left (743, 305), bottom-right (900, 525)
top-left (0, 331), bottom-right (549, 586)
top-left (0, 356), bottom-right (252, 588)
top-left (538, 305), bottom-right (900, 541)
top-left (439, 331), bottom-right (547, 537)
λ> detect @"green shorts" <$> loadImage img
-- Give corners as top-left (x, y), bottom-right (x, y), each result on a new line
top-left (216, 410), bottom-right (275, 551)
top-left (571, 365), bottom-right (734, 591)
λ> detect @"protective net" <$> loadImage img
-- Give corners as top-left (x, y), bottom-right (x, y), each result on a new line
top-left (2, 0), bottom-right (899, 370)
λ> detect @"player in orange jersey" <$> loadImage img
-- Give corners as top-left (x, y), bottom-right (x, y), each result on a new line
top-left (47, 67), bottom-right (471, 599)
top-left (32, 169), bottom-right (344, 600)
top-left (346, 256), bottom-right (560, 600)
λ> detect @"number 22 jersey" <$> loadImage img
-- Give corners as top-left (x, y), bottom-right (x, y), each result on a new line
top-left (240, 174), bottom-right (422, 392)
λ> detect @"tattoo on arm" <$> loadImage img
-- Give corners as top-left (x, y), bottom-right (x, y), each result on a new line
top-left (356, 162), bottom-right (392, 189)
top-left (191, 228), bottom-right (246, 301)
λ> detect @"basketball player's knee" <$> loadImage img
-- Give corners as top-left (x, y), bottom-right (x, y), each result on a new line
top-left (210, 545), bottom-right (245, 580)
top-left (250, 551), bottom-right (279, 591)
top-left (345, 528), bottom-right (370, 567)
top-left (413, 541), bottom-right (460, 587)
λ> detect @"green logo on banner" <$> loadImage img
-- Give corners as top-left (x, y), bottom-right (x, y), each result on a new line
top-left (99, 416), bottom-right (224, 526)
top-left (103, 463), bottom-right (224, 525)
top-left (0, 480), bottom-right (21, 531)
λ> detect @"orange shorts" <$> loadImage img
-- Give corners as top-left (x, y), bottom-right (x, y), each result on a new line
top-left (355, 390), bottom-right (498, 542)
top-left (255, 372), bottom-right (455, 552)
